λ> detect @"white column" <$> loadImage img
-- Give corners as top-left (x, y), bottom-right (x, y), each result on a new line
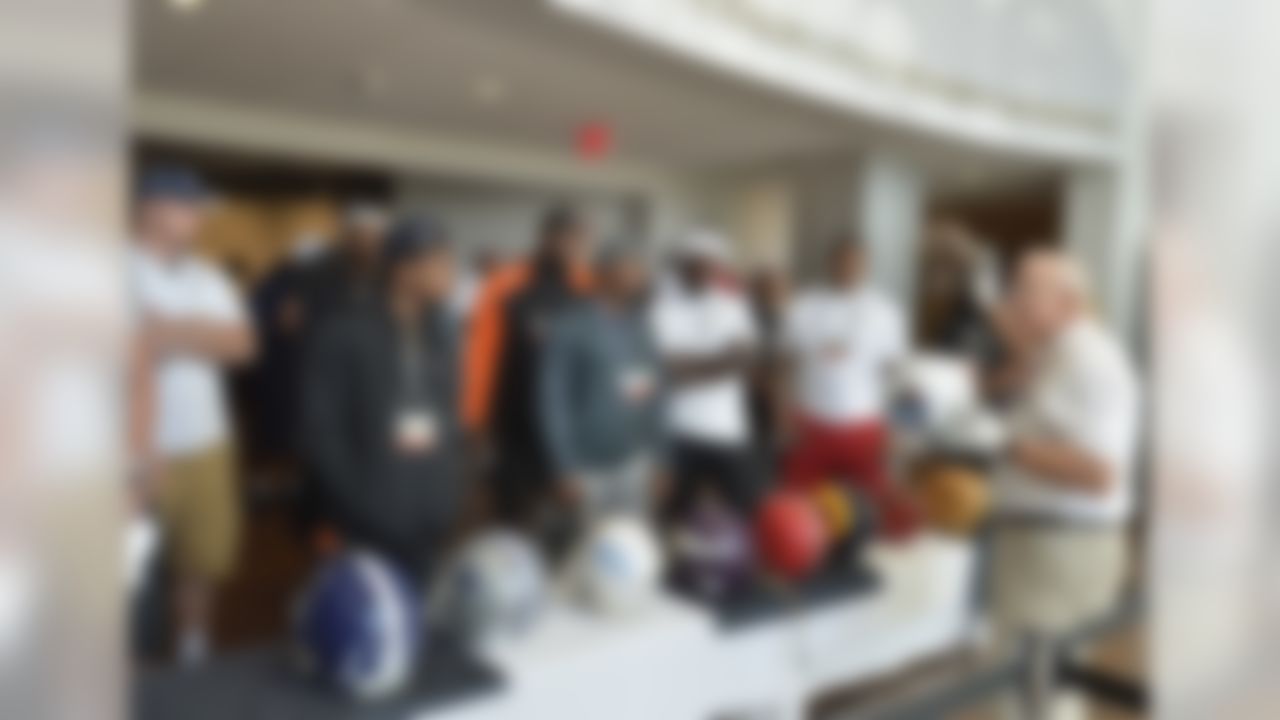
top-left (1064, 23), bottom-right (1147, 340)
top-left (856, 152), bottom-right (926, 308)
top-left (1064, 166), bottom-right (1116, 306)
top-left (1064, 162), bottom-right (1144, 336)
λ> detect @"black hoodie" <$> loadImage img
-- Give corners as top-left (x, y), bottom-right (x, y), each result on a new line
top-left (302, 300), bottom-right (462, 572)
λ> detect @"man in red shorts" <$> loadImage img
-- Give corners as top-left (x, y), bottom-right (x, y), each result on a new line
top-left (779, 234), bottom-right (914, 535)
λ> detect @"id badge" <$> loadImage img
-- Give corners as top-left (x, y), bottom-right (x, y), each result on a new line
top-left (393, 408), bottom-right (438, 455)
top-left (619, 367), bottom-right (655, 404)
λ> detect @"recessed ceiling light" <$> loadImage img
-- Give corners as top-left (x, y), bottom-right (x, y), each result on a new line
top-left (472, 75), bottom-right (507, 106)
top-left (168, 0), bottom-right (207, 14)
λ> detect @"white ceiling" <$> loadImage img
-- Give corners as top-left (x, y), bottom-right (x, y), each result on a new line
top-left (135, 0), bottom-right (1060, 186)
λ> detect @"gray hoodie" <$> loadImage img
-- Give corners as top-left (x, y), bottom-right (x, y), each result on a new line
top-left (539, 300), bottom-right (666, 475)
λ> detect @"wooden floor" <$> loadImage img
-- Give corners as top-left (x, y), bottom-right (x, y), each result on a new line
top-left (813, 624), bottom-right (1146, 719)
top-left (216, 488), bottom-right (317, 651)
top-left (1086, 624), bottom-right (1146, 720)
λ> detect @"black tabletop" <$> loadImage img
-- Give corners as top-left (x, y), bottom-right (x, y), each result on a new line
top-left (672, 560), bottom-right (881, 632)
top-left (134, 638), bottom-right (504, 720)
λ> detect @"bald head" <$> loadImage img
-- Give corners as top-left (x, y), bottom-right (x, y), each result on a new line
top-left (1008, 249), bottom-right (1091, 342)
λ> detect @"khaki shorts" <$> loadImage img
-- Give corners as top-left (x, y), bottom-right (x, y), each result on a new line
top-left (992, 524), bottom-right (1128, 637)
top-left (156, 444), bottom-right (241, 582)
top-left (989, 526), bottom-right (1129, 720)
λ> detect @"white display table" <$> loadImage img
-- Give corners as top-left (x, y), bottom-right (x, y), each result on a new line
top-left (432, 535), bottom-right (978, 720)
top-left (441, 593), bottom-right (719, 720)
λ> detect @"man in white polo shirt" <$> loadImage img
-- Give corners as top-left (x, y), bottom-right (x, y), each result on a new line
top-left (990, 249), bottom-right (1140, 719)
top-left (780, 234), bottom-right (916, 535)
top-left (130, 167), bottom-right (255, 664)
top-left (650, 229), bottom-right (760, 519)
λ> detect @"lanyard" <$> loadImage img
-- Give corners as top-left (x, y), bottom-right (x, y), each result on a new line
top-left (397, 323), bottom-right (431, 407)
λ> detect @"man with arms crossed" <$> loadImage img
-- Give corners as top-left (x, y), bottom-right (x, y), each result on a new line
top-left (130, 167), bottom-right (255, 664)
top-left (650, 230), bottom-right (760, 519)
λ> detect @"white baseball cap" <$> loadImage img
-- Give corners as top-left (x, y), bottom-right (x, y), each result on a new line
top-left (680, 228), bottom-right (732, 264)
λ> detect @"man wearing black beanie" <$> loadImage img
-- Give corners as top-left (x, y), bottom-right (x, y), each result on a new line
top-left (301, 216), bottom-right (463, 579)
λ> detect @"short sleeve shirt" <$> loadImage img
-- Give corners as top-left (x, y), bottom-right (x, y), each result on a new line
top-left (130, 247), bottom-right (246, 456)
top-left (782, 286), bottom-right (907, 424)
top-left (650, 285), bottom-right (757, 446)
top-left (995, 319), bottom-right (1141, 523)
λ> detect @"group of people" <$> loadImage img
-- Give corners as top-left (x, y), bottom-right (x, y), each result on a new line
top-left (130, 165), bottom-right (1141, 719)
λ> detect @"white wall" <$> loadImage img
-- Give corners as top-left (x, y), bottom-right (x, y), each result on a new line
top-left (790, 159), bottom-right (860, 280)
top-left (686, 173), bottom-right (797, 270)
top-left (853, 153), bottom-right (923, 305)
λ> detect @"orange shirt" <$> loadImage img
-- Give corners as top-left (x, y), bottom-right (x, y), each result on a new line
top-left (461, 259), bottom-right (592, 432)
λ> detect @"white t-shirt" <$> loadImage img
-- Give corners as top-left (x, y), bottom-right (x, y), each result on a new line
top-left (783, 285), bottom-right (907, 425)
top-left (130, 247), bottom-right (246, 457)
top-left (995, 319), bottom-right (1141, 524)
top-left (650, 284), bottom-right (757, 446)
